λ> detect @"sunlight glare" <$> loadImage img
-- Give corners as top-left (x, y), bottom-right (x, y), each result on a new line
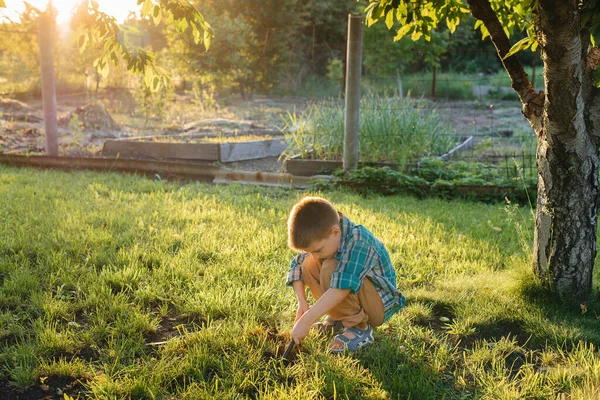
top-left (2, 0), bottom-right (139, 24)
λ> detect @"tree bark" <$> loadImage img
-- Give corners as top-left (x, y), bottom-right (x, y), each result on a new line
top-left (469, 0), bottom-right (598, 298)
top-left (533, 0), bottom-right (598, 298)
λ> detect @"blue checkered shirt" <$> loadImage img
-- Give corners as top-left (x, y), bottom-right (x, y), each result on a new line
top-left (287, 213), bottom-right (405, 322)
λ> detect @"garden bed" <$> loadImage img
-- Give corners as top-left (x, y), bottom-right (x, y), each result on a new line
top-left (285, 157), bottom-right (402, 176)
top-left (285, 136), bottom-right (473, 176)
top-left (101, 133), bottom-right (286, 162)
top-left (333, 179), bottom-right (536, 202)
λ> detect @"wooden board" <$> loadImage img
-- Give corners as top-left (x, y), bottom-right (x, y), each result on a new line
top-left (102, 140), bottom-right (220, 161)
top-left (219, 139), bottom-right (286, 162)
top-left (102, 138), bottom-right (286, 162)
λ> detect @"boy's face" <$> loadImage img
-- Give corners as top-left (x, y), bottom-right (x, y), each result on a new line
top-left (304, 225), bottom-right (341, 259)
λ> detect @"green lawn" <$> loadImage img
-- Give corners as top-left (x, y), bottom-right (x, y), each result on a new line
top-left (1, 165), bottom-right (600, 399)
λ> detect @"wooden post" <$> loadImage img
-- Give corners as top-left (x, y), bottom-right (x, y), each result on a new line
top-left (312, 24), bottom-right (316, 75)
top-left (38, 10), bottom-right (59, 156)
top-left (396, 68), bottom-right (403, 99)
top-left (343, 14), bottom-right (362, 173)
top-left (431, 65), bottom-right (437, 97)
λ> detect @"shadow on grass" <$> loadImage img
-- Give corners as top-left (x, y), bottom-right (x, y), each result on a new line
top-left (357, 339), bottom-right (458, 399)
top-left (517, 278), bottom-right (600, 347)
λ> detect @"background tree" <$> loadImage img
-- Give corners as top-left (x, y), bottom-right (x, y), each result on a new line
top-left (0, 4), bottom-right (50, 96)
top-left (366, 0), bottom-right (600, 299)
top-left (441, 13), bottom-right (502, 74)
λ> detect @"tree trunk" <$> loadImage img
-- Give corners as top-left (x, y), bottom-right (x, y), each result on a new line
top-left (468, 0), bottom-right (599, 299)
top-left (533, 1), bottom-right (598, 298)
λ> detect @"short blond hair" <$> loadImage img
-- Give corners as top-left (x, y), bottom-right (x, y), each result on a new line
top-left (287, 196), bottom-right (339, 251)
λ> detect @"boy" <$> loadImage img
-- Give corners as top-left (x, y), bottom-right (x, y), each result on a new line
top-left (286, 196), bottom-right (405, 353)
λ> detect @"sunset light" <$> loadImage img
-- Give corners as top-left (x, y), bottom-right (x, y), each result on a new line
top-left (1, 0), bottom-right (139, 23)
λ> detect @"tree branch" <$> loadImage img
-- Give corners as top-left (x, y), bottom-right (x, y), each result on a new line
top-left (467, 0), bottom-right (544, 132)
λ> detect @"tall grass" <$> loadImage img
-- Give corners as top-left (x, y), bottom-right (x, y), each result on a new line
top-left (281, 95), bottom-right (457, 165)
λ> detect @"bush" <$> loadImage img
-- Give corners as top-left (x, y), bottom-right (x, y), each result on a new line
top-left (314, 161), bottom-right (537, 203)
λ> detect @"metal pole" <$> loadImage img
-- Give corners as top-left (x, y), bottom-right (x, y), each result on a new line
top-left (38, 10), bottom-right (59, 156)
top-left (343, 14), bottom-right (362, 173)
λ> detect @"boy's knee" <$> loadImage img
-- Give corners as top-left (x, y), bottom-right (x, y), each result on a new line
top-left (320, 258), bottom-right (339, 283)
top-left (301, 254), bottom-right (321, 275)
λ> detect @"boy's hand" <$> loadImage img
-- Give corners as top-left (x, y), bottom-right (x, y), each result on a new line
top-left (291, 318), bottom-right (311, 344)
top-left (295, 300), bottom-right (310, 322)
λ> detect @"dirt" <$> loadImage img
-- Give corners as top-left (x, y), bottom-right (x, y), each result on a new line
top-left (146, 311), bottom-right (205, 346)
top-left (58, 102), bottom-right (122, 137)
top-left (0, 375), bottom-right (89, 400)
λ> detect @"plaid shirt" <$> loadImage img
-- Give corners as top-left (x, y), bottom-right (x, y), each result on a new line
top-left (287, 213), bottom-right (405, 322)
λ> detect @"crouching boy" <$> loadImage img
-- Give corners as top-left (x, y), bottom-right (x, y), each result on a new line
top-left (287, 196), bottom-right (405, 353)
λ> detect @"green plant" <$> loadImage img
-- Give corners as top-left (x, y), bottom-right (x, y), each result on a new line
top-left (313, 161), bottom-right (538, 202)
top-left (281, 95), bottom-right (457, 166)
top-left (325, 58), bottom-right (344, 84)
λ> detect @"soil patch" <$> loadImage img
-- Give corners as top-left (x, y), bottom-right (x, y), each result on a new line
top-left (146, 312), bottom-right (205, 346)
top-left (0, 98), bottom-right (31, 114)
top-left (261, 327), bottom-right (301, 364)
top-left (0, 375), bottom-right (88, 400)
top-left (58, 102), bottom-right (122, 138)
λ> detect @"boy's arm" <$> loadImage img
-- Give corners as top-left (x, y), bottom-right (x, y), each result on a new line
top-left (292, 288), bottom-right (350, 344)
top-left (292, 280), bottom-right (310, 322)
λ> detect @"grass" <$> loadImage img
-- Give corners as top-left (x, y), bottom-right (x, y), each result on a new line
top-left (281, 95), bottom-right (458, 166)
top-left (485, 66), bottom-right (544, 91)
top-left (1, 165), bottom-right (600, 398)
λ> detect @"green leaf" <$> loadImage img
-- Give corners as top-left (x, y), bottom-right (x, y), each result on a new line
top-left (203, 28), bottom-right (211, 50)
top-left (446, 17), bottom-right (458, 34)
top-left (590, 24), bottom-right (600, 47)
top-left (393, 24), bottom-right (412, 41)
top-left (152, 5), bottom-right (161, 25)
top-left (110, 51), bottom-right (119, 65)
top-left (141, 0), bottom-right (152, 16)
top-left (152, 76), bottom-right (161, 91)
top-left (144, 67), bottom-right (154, 88)
top-left (410, 29), bottom-right (423, 41)
top-left (385, 9), bottom-right (394, 30)
top-left (98, 60), bottom-right (110, 78)
top-left (365, 2), bottom-right (384, 27)
top-left (531, 41), bottom-right (538, 52)
top-left (77, 34), bottom-right (88, 53)
top-left (192, 25), bottom-right (201, 44)
top-left (504, 37), bottom-right (532, 59)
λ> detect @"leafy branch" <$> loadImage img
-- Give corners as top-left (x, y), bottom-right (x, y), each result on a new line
top-left (73, 0), bottom-right (213, 91)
